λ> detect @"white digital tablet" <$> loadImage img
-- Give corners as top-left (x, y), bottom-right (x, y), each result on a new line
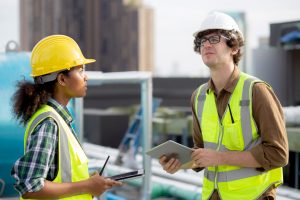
top-left (146, 140), bottom-right (193, 164)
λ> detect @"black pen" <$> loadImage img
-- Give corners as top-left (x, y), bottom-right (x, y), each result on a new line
top-left (99, 155), bottom-right (110, 176)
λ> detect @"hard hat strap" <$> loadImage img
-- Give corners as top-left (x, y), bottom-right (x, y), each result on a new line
top-left (35, 72), bottom-right (60, 84)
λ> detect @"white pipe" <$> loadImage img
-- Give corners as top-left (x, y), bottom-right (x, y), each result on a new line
top-left (84, 143), bottom-right (203, 186)
top-left (141, 78), bottom-right (153, 200)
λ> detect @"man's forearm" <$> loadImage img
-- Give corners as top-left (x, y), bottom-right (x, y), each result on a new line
top-left (219, 151), bottom-right (261, 168)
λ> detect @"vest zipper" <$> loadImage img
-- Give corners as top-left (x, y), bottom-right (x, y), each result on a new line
top-left (214, 122), bottom-right (224, 189)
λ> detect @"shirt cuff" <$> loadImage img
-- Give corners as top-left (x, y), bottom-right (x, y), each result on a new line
top-left (15, 178), bottom-right (45, 196)
top-left (250, 145), bottom-right (270, 171)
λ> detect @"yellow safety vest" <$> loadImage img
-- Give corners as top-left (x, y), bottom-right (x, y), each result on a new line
top-left (195, 72), bottom-right (282, 200)
top-left (22, 105), bottom-right (92, 200)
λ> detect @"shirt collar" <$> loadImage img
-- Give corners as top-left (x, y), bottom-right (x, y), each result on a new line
top-left (47, 98), bottom-right (73, 125)
top-left (207, 66), bottom-right (240, 94)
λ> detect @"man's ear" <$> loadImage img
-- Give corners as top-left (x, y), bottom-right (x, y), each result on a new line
top-left (231, 48), bottom-right (239, 55)
top-left (57, 73), bottom-right (66, 86)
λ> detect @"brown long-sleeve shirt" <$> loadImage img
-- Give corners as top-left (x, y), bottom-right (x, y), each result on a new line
top-left (191, 67), bottom-right (289, 199)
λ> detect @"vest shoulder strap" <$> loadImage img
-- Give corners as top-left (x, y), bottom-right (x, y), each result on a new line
top-left (195, 83), bottom-right (208, 120)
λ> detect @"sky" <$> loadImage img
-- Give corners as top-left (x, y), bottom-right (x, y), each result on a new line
top-left (0, 0), bottom-right (18, 53)
top-left (0, 0), bottom-right (299, 77)
top-left (143, 0), bottom-right (300, 77)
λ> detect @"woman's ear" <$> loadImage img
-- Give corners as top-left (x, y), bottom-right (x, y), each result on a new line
top-left (57, 73), bottom-right (66, 86)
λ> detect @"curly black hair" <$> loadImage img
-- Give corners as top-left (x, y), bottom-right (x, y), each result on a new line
top-left (12, 70), bottom-right (70, 125)
top-left (11, 80), bottom-right (55, 125)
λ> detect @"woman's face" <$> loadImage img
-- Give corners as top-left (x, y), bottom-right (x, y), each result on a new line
top-left (62, 65), bottom-right (88, 98)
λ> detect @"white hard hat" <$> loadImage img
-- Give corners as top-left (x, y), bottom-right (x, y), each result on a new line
top-left (193, 11), bottom-right (243, 39)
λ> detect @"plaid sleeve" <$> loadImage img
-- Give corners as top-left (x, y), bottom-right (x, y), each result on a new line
top-left (11, 118), bottom-right (58, 196)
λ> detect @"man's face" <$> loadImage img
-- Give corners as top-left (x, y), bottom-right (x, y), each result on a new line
top-left (199, 33), bottom-right (234, 69)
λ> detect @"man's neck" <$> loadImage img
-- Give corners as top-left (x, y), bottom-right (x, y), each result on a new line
top-left (210, 63), bottom-right (235, 94)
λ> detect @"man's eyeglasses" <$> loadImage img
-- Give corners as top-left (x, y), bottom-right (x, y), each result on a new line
top-left (196, 35), bottom-right (230, 47)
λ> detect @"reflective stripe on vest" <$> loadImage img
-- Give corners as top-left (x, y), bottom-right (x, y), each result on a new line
top-left (204, 167), bottom-right (263, 182)
top-left (203, 137), bottom-right (261, 154)
top-left (240, 76), bottom-right (258, 150)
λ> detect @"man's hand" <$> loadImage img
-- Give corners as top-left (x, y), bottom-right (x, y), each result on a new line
top-left (191, 148), bottom-right (221, 167)
top-left (159, 155), bottom-right (182, 174)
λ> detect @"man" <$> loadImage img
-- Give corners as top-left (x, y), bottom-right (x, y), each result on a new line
top-left (159, 12), bottom-right (288, 200)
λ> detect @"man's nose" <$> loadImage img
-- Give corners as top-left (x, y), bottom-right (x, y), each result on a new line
top-left (202, 39), bottom-right (212, 47)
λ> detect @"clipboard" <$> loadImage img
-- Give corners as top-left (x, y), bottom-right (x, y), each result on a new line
top-left (146, 140), bottom-right (193, 164)
top-left (108, 169), bottom-right (144, 181)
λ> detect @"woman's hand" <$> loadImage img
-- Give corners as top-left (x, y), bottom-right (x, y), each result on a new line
top-left (87, 173), bottom-right (122, 197)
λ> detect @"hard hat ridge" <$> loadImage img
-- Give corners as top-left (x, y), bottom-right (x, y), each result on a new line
top-left (193, 11), bottom-right (243, 39)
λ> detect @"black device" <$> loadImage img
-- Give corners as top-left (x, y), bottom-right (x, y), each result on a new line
top-left (108, 169), bottom-right (144, 181)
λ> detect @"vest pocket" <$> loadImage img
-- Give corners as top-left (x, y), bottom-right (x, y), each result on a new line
top-left (201, 116), bottom-right (219, 144)
top-left (222, 121), bottom-right (244, 151)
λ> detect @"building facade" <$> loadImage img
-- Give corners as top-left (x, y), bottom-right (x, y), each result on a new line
top-left (20, 0), bottom-right (154, 72)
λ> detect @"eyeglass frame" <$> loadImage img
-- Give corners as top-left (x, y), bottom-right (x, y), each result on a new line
top-left (195, 34), bottom-right (230, 47)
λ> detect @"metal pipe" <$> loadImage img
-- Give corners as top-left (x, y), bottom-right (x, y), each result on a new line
top-left (85, 143), bottom-right (203, 186)
top-left (141, 78), bottom-right (152, 200)
top-left (74, 98), bottom-right (84, 142)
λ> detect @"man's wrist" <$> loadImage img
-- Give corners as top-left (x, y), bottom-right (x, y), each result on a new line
top-left (217, 151), bottom-right (225, 165)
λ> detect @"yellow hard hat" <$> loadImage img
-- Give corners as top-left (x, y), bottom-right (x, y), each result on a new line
top-left (31, 34), bottom-right (95, 77)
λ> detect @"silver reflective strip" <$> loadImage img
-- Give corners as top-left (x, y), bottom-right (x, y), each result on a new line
top-left (48, 112), bottom-right (72, 183)
top-left (240, 77), bottom-right (257, 150)
top-left (204, 141), bottom-right (229, 151)
top-left (27, 110), bottom-right (72, 183)
top-left (58, 120), bottom-right (72, 183)
top-left (197, 83), bottom-right (208, 125)
top-left (27, 112), bottom-right (52, 135)
top-left (205, 167), bottom-right (263, 182)
top-left (204, 141), bottom-right (217, 149)
top-left (244, 137), bottom-right (261, 151)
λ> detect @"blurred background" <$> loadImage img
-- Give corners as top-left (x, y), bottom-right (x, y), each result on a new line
top-left (1, 0), bottom-right (300, 199)
top-left (1, 0), bottom-right (300, 77)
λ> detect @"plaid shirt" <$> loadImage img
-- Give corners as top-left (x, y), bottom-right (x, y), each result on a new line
top-left (11, 98), bottom-right (76, 195)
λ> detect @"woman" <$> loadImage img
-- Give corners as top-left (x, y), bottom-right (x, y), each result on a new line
top-left (11, 34), bottom-right (121, 199)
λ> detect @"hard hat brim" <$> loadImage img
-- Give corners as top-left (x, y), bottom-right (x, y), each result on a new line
top-left (84, 58), bottom-right (96, 65)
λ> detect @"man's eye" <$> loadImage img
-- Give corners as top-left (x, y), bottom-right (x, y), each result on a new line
top-left (210, 37), bottom-right (219, 42)
top-left (200, 39), bottom-right (206, 44)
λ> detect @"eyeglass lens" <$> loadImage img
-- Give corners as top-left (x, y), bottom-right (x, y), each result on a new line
top-left (199, 35), bottom-right (221, 46)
